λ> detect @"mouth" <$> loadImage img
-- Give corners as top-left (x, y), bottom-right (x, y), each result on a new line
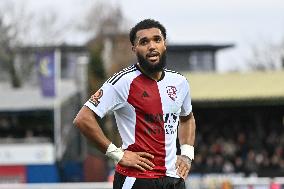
top-left (146, 52), bottom-right (160, 62)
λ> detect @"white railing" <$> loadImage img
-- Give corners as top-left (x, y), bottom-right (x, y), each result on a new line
top-left (0, 177), bottom-right (284, 189)
top-left (0, 182), bottom-right (112, 189)
top-left (185, 175), bottom-right (284, 189)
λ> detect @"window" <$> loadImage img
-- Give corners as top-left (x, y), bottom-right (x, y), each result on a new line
top-left (189, 51), bottom-right (214, 71)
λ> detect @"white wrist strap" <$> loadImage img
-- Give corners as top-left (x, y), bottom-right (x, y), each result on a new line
top-left (180, 144), bottom-right (194, 161)
top-left (105, 143), bottom-right (124, 164)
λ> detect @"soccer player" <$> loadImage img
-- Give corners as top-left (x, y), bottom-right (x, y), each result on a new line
top-left (73, 19), bottom-right (196, 189)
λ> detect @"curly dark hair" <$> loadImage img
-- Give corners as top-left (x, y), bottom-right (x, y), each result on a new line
top-left (129, 19), bottom-right (167, 46)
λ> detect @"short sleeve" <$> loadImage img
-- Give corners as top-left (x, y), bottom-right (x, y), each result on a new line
top-left (84, 83), bottom-right (124, 118)
top-left (180, 82), bottom-right (192, 116)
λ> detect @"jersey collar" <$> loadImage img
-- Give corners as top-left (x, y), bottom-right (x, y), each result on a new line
top-left (135, 63), bottom-right (165, 82)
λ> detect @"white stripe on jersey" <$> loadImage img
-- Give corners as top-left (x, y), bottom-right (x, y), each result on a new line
top-left (106, 65), bottom-right (136, 84)
top-left (122, 177), bottom-right (136, 189)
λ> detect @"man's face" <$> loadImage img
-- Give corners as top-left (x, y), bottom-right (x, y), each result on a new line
top-left (132, 28), bottom-right (166, 73)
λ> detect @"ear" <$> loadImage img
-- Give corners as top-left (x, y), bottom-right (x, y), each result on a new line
top-left (132, 46), bottom-right (136, 52)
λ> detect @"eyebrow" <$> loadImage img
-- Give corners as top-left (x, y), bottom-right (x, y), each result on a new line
top-left (135, 34), bottom-right (163, 45)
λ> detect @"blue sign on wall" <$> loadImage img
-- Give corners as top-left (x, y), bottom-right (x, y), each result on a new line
top-left (37, 52), bottom-right (56, 97)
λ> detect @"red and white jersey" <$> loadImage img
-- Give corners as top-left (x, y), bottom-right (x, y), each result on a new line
top-left (85, 64), bottom-right (192, 178)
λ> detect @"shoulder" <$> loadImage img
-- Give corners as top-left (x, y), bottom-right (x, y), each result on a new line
top-left (163, 68), bottom-right (190, 92)
top-left (106, 65), bottom-right (139, 86)
top-left (164, 68), bottom-right (187, 82)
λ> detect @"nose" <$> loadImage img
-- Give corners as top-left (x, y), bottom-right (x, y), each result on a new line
top-left (148, 40), bottom-right (156, 50)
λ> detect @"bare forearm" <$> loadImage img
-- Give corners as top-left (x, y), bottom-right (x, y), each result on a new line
top-left (179, 112), bottom-right (196, 145)
top-left (176, 112), bottom-right (196, 178)
top-left (74, 107), bottom-right (155, 170)
top-left (73, 106), bottom-right (111, 153)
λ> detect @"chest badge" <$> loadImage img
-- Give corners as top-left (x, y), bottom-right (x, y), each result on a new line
top-left (166, 86), bottom-right (177, 101)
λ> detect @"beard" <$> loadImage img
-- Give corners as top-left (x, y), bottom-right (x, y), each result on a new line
top-left (137, 51), bottom-right (166, 74)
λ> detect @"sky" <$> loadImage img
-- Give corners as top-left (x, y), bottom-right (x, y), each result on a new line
top-left (6, 0), bottom-right (284, 72)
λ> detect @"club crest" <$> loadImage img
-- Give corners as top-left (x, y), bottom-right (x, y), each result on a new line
top-left (89, 89), bottom-right (103, 107)
top-left (166, 86), bottom-right (177, 101)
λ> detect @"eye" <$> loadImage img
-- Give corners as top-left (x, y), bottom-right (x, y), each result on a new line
top-left (154, 36), bottom-right (162, 43)
top-left (139, 39), bottom-right (148, 45)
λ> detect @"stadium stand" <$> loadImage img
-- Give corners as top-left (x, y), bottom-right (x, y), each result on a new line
top-left (185, 71), bottom-right (284, 177)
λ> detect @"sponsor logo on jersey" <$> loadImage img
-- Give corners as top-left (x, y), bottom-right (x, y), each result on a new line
top-left (89, 89), bottom-right (103, 107)
top-left (144, 113), bottom-right (178, 135)
top-left (166, 86), bottom-right (177, 101)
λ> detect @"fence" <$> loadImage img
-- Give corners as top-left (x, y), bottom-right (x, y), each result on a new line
top-left (0, 182), bottom-right (112, 189)
top-left (1, 177), bottom-right (284, 189)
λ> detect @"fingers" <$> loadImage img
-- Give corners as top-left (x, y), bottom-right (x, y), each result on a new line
top-left (177, 164), bottom-right (189, 179)
top-left (136, 152), bottom-right (155, 170)
top-left (176, 155), bottom-right (191, 180)
top-left (139, 157), bottom-right (155, 168)
top-left (175, 157), bottom-right (182, 168)
top-left (136, 152), bottom-right (154, 159)
top-left (136, 160), bottom-right (153, 171)
top-left (134, 164), bottom-right (146, 172)
top-left (180, 170), bottom-right (189, 180)
top-left (136, 154), bottom-right (155, 171)
top-left (119, 151), bottom-right (155, 172)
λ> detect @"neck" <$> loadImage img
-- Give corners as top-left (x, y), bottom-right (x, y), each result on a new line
top-left (137, 63), bottom-right (163, 81)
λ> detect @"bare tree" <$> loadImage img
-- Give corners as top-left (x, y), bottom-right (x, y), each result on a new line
top-left (30, 9), bottom-right (71, 45)
top-left (247, 38), bottom-right (283, 71)
top-left (0, 1), bottom-right (71, 87)
top-left (78, 1), bottom-right (130, 37)
top-left (0, 1), bottom-right (33, 87)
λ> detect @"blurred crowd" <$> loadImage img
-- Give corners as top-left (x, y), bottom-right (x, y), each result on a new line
top-left (191, 120), bottom-right (284, 176)
top-left (1, 109), bottom-right (284, 178)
